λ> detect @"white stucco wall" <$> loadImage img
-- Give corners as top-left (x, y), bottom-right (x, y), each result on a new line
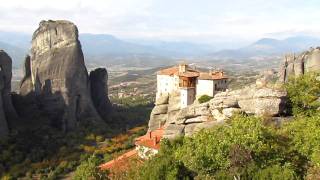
top-left (136, 145), bottom-right (159, 159)
top-left (180, 88), bottom-right (195, 108)
top-left (156, 75), bottom-right (179, 99)
top-left (196, 79), bottom-right (228, 98)
top-left (196, 79), bottom-right (214, 97)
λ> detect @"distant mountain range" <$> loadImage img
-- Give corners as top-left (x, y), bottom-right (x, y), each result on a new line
top-left (0, 30), bottom-right (320, 67)
top-left (210, 36), bottom-right (320, 59)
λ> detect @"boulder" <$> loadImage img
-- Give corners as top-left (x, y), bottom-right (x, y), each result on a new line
top-left (155, 94), bottom-right (169, 105)
top-left (168, 91), bottom-right (180, 112)
top-left (89, 68), bottom-right (112, 120)
top-left (19, 20), bottom-right (102, 131)
top-left (222, 108), bottom-right (242, 118)
top-left (176, 103), bottom-right (211, 122)
top-left (151, 104), bottom-right (168, 115)
top-left (210, 91), bottom-right (239, 108)
top-left (163, 124), bottom-right (185, 139)
top-left (184, 123), bottom-right (197, 137)
top-left (185, 116), bottom-right (212, 124)
top-left (148, 114), bottom-right (167, 131)
top-left (211, 109), bottom-right (227, 122)
top-left (238, 88), bottom-right (287, 116)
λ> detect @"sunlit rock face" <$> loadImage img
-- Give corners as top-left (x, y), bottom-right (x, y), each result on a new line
top-left (0, 50), bottom-right (18, 138)
top-left (19, 20), bottom-right (102, 131)
top-left (149, 85), bottom-right (288, 139)
top-left (279, 47), bottom-right (320, 83)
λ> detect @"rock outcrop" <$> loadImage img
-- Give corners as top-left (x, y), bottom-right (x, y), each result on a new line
top-left (18, 20), bottom-right (104, 130)
top-left (149, 86), bottom-right (288, 139)
top-left (0, 50), bottom-right (18, 138)
top-left (279, 47), bottom-right (320, 83)
top-left (89, 68), bottom-right (111, 119)
top-left (148, 91), bottom-right (181, 131)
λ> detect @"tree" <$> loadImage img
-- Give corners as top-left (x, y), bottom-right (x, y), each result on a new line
top-left (73, 155), bottom-right (107, 180)
top-left (285, 72), bottom-right (320, 116)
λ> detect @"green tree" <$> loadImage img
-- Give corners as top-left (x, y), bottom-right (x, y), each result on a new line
top-left (174, 114), bottom-right (305, 178)
top-left (285, 72), bottom-right (320, 116)
top-left (73, 155), bottom-right (107, 180)
top-left (282, 112), bottom-right (320, 167)
top-left (137, 138), bottom-right (193, 180)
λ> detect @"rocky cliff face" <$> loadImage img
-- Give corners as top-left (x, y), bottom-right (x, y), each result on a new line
top-left (148, 90), bottom-right (181, 131)
top-left (149, 85), bottom-right (288, 139)
top-left (89, 68), bottom-right (112, 119)
top-left (0, 50), bottom-right (18, 138)
top-left (18, 20), bottom-right (105, 130)
top-left (279, 47), bottom-right (320, 82)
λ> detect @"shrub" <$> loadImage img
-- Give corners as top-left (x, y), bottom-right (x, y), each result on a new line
top-left (136, 138), bottom-right (193, 180)
top-left (73, 155), bottom-right (107, 180)
top-left (174, 114), bottom-right (306, 178)
top-left (281, 112), bottom-right (320, 167)
top-left (198, 95), bottom-right (213, 104)
top-left (285, 72), bottom-right (320, 116)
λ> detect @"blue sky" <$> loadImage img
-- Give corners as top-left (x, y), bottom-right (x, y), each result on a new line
top-left (0, 0), bottom-right (320, 46)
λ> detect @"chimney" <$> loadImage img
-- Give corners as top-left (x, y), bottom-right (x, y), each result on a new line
top-left (179, 63), bottom-right (187, 73)
top-left (149, 131), bottom-right (152, 139)
top-left (153, 136), bottom-right (157, 146)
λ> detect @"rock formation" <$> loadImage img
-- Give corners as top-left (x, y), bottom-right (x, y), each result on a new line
top-left (0, 50), bottom-right (18, 138)
top-left (89, 68), bottom-right (111, 119)
top-left (18, 20), bottom-right (104, 130)
top-left (279, 47), bottom-right (320, 83)
top-left (149, 85), bottom-right (288, 139)
top-left (148, 90), bottom-right (181, 131)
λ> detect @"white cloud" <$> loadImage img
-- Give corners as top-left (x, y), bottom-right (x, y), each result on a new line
top-left (0, 0), bottom-right (319, 44)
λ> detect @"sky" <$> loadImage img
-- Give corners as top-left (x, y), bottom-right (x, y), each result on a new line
top-left (0, 0), bottom-right (320, 46)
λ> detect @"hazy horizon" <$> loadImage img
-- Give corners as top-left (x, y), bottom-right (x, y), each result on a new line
top-left (1, 0), bottom-right (320, 47)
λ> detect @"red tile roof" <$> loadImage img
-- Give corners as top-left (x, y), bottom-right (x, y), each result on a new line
top-left (178, 71), bottom-right (200, 78)
top-left (157, 65), bottom-right (227, 80)
top-left (135, 127), bottom-right (164, 150)
top-left (198, 72), bottom-right (228, 80)
top-left (99, 127), bottom-right (165, 172)
top-left (157, 66), bottom-right (179, 76)
top-left (157, 66), bottom-right (199, 76)
top-left (99, 149), bottom-right (138, 171)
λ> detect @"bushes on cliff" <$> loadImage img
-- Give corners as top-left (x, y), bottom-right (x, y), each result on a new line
top-left (174, 114), bottom-right (304, 179)
top-left (281, 112), bottom-right (320, 170)
top-left (198, 95), bottom-right (213, 104)
top-left (130, 138), bottom-right (193, 180)
top-left (285, 72), bottom-right (320, 116)
top-left (131, 110), bottom-right (320, 179)
top-left (73, 155), bottom-right (107, 180)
